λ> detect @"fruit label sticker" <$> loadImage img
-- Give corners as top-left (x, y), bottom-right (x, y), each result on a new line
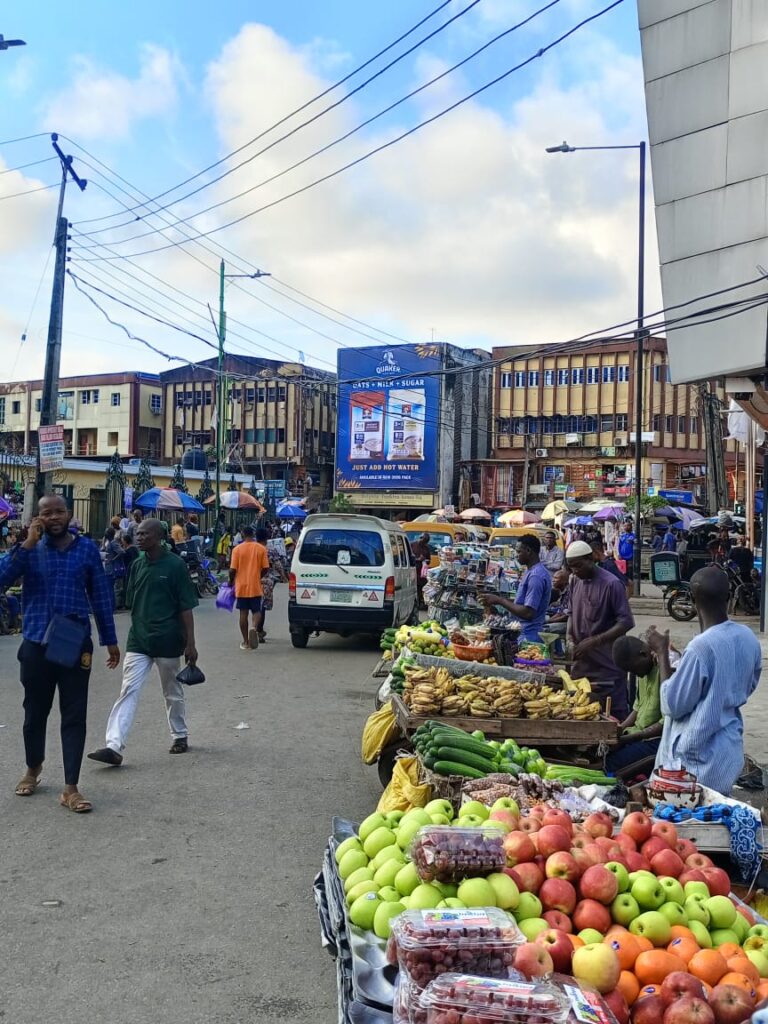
top-left (421, 909), bottom-right (492, 926)
top-left (563, 985), bottom-right (608, 1024)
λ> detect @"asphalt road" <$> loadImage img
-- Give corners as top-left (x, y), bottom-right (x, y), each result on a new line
top-left (0, 589), bottom-right (381, 1024)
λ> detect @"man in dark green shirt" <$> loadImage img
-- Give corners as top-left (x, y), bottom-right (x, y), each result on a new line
top-left (88, 518), bottom-right (199, 766)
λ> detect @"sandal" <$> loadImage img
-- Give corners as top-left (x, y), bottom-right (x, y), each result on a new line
top-left (59, 790), bottom-right (93, 813)
top-left (15, 772), bottom-right (41, 797)
top-left (169, 738), bottom-right (188, 754)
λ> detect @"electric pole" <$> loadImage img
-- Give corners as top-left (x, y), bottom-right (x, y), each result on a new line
top-left (36, 133), bottom-right (86, 496)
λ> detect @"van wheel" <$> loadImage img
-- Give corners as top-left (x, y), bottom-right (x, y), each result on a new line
top-left (377, 738), bottom-right (412, 787)
top-left (290, 629), bottom-right (309, 648)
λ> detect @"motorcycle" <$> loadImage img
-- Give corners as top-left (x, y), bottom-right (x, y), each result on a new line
top-left (664, 581), bottom-right (696, 621)
top-left (179, 544), bottom-right (219, 597)
top-left (723, 560), bottom-right (760, 616)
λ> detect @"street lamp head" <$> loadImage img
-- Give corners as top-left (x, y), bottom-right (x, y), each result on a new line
top-left (0, 35), bottom-right (26, 50)
top-left (545, 141), bottom-right (576, 153)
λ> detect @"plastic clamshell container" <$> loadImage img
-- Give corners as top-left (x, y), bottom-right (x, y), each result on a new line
top-left (409, 826), bottom-right (506, 883)
top-left (419, 974), bottom-right (570, 1024)
top-left (390, 908), bottom-right (524, 988)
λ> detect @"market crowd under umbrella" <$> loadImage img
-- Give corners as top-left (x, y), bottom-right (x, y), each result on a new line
top-left (133, 487), bottom-right (205, 512)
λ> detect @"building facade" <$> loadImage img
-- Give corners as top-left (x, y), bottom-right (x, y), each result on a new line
top-left (0, 372), bottom-right (162, 459)
top-left (475, 337), bottom-right (734, 506)
top-left (158, 355), bottom-right (336, 493)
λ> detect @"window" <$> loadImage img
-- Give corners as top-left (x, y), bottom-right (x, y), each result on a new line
top-left (175, 393), bottom-right (185, 408)
top-left (150, 394), bottom-right (162, 414)
top-left (616, 414), bottom-right (627, 431)
top-left (175, 434), bottom-right (183, 447)
top-left (57, 392), bottom-right (74, 420)
top-left (11, 400), bottom-right (20, 415)
top-left (277, 385), bottom-right (287, 403)
top-left (277, 427), bottom-right (286, 443)
top-left (299, 528), bottom-right (385, 567)
top-left (500, 372), bottom-right (512, 388)
top-left (665, 415), bottom-right (673, 433)
top-left (618, 364), bottom-right (630, 382)
top-left (678, 416), bottom-right (686, 433)
top-left (244, 429), bottom-right (255, 443)
top-left (107, 431), bottom-right (118, 447)
top-left (654, 364), bottom-right (672, 383)
top-left (267, 387), bottom-right (276, 402)
top-left (571, 368), bottom-right (584, 385)
top-left (514, 371), bottom-right (526, 388)
top-left (193, 390), bottom-right (203, 407)
top-left (544, 370), bottom-right (555, 387)
top-left (602, 366), bottom-right (615, 384)
top-left (587, 367), bottom-right (599, 384)
top-left (92, 390), bottom-right (99, 403)
top-left (584, 416), bottom-right (597, 433)
top-left (557, 369), bottom-right (569, 386)
top-left (111, 392), bottom-right (121, 407)
top-left (266, 427), bottom-right (276, 443)
top-left (600, 414), bottom-right (614, 432)
top-left (255, 428), bottom-right (266, 443)
top-left (652, 414), bottom-right (661, 431)
top-left (690, 416), bottom-right (699, 432)
top-left (35, 398), bottom-right (42, 412)
top-left (245, 388), bottom-right (255, 404)
top-left (81, 390), bottom-right (91, 405)
top-left (528, 371), bottom-right (539, 387)
top-left (204, 392), bottom-right (212, 406)
top-left (257, 389), bottom-right (265, 403)
top-left (0, 398), bottom-right (5, 424)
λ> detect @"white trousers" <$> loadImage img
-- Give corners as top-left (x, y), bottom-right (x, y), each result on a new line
top-left (105, 652), bottom-right (187, 752)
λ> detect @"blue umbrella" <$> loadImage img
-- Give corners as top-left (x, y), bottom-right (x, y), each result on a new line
top-left (565, 515), bottom-right (593, 526)
top-left (276, 504), bottom-right (307, 520)
top-left (133, 487), bottom-right (205, 512)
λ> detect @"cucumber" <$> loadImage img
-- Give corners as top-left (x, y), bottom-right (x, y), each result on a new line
top-left (436, 746), bottom-right (497, 774)
top-left (423, 755), bottom-right (436, 770)
top-left (432, 760), bottom-right (485, 779)
top-left (431, 731), bottom-right (498, 760)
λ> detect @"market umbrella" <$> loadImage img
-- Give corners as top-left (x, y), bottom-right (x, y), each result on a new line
top-left (133, 487), bottom-right (205, 512)
top-left (498, 509), bottom-right (540, 525)
top-left (204, 491), bottom-right (265, 512)
top-left (541, 499), bottom-right (570, 521)
top-left (0, 496), bottom-right (17, 518)
top-left (577, 499), bottom-right (625, 513)
top-left (276, 504), bottom-right (307, 520)
top-left (591, 505), bottom-right (626, 522)
top-left (564, 515), bottom-right (593, 527)
top-left (671, 507), bottom-right (704, 529)
top-left (459, 507), bottom-right (491, 520)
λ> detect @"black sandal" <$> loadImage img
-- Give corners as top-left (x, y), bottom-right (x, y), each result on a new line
top-left (169, 738), bottom-right (188, 754)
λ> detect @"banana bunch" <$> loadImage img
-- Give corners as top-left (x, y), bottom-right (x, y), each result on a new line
top-left (468, 696), bottom-right (494, 718)
top-left (523, 697), bottom-right (552, 720)
top-left (570, 689), bottom-right (602, 720)
top-left (403, 667), bottom-right (438, 689)
top-left (557, 669), bottom-right (593, 695)
top-left (455, 674), bottom-right (484, 692)
top-left (441, 694), bottom-right (470, 716)
top-left (406, 682), bottom-right (443, 716)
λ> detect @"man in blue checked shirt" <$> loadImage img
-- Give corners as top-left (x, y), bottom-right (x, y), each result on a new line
top-left (0, 495), bottom-right (120, 813)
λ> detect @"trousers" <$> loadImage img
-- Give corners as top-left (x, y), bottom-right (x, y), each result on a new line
top-left (105, 652), bottom-right (187, 752)
top-left (18, 638), bottom-right (93, 785)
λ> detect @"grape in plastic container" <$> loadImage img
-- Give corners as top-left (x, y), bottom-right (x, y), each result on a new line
top-left (409, 826), bottom-right (506, 883)
top-left (393, 970), bottom-right (427, 1024)
top-left (388, 908), bottom-right (524, 988)
top-left (419, 973), bottom-right (570, 1024)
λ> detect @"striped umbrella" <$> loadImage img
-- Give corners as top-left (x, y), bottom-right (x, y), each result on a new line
top-left (204, 491), bottom-right (265, 511)
top-left (133, 487), bottom-right (205, 512)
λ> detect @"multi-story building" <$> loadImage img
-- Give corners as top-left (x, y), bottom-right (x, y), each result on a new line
top-left (0, 372), bottom-right (162, 459)
top-left (158, 355), bottom-right (336, 492)
top-left (474, 337), bottom-right (734, 507)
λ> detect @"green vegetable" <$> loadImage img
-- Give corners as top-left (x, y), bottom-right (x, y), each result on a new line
top-left (436, 747), bottom-right (497, 774)
top-left (432, 760), bottom-right (485, 779)
top-left (430, 731), bottom-right (498, 759)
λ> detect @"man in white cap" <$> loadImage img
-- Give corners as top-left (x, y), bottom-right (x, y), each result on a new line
top-left (565, 539), bottom-right (634, 719)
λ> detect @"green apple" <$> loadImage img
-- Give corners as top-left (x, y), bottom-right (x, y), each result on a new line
top-left (370, 845), bottom-right (405, 872)
top-left (384, 810), bottom-right (405, 827)
top-left (456, 814), bottom-right (486, 828)
top-left (394, 862), bottom-right (421, 897)
top-left (629, 911), bottom-right (672, 946)
top-left (710, 928), bottom-right (740, 947)
top-left (657, 877), bottom-right (685, 906)
top-left (658, 902), bottom-right (688, 926)
top-left (457, 877), bottom-right (497, 908)
top-left (409, 883), bottom-right (443, 910)
top-left (688, 920), bottom-right (713, 948)
top-left (430, 813), bottom-right (452, 825)
top-left (745, 936), bottom-right (768, 952)
top-left (578, 929), bottom-right (605, 945)
top-left (347, 879), bottom-right (381, 904)
top-left (515, 892), bottom-right (543, 921)
top-left (424, 799), bottom-right (454, 820)
top-left (745, 948), bottom-right (768, 978)
top-left (519, 918), bottom-right (549, 940)
top-left (460, 800), bottom-right (490, 820)
top-left (335, 836), bottom-right (364, 864)
top-left (378, 886), bottom-right (400, 903)
top-left (437, 897), bottom-right (467, 909)
top-left (396, 819), bottom-right (426, 850)
top-left (338, 849), bottom-right (370, 881)
top-left (631, 877), bottom-right (665, 911)
top-left (705, 896), bottom-right (737, 930)
top-left (374, 860), bottom-right (404, 889)
top-left (434, 881), bottom-right (458, 898)
top-left (684, 881), bottom-right (711, 900)
top-left (491, 797), bottom-right (520, 816)
top-left (683, 896), bottom-right (710, 925)
top-left (605, 862), bottom-right (630, 894)
top-left (373, 900), bottom-right (406, 939)
top-left (611, 893), bottom-right (640, 927)
top-left (358, 813), bottom-right (388, 843)
top-left (363, 826), bottom-right (397, 859)
top-left (349, 891), bottom-right (381, 930)
top-left (731, 913), bottom-right (749, 942)
top-left (628, 870), bottom-right (656, 887)
top-left (487, 872), bottom-right (520, 911)
top-left (749, 925), bottom-right (768, 940)
top-left (400, 808), bottom-right (432, 827)
top-left (344, 866), bottom-right (375, 893)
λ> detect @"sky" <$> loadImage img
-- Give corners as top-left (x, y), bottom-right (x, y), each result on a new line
top-left (0, 0), bottom-right (656, 383)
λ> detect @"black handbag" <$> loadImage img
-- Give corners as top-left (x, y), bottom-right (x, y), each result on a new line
top-left (176, 663), bottom-right (205, 686)
top-left (43, 615), bottom-right (89, 668)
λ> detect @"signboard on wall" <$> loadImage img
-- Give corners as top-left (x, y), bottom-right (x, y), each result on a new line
top-left (336, 345), bottom-right (440, 492)
top-left (38, 425), bottom-right (65, 472)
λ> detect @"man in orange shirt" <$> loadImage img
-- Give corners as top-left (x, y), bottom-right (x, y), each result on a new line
top-left (229, 525), bottom-right (270, 650)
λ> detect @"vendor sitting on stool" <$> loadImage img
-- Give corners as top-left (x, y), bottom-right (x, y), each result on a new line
top-left (481, 533), bottom-right (552, 644)
top-left (606, 636), bottom-right (664, 773)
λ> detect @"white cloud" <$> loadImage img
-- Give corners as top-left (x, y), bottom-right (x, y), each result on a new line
top-left (40, 44), bottom-right (182, 141)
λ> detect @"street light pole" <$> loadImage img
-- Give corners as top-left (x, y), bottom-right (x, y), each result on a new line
top-left (545, 139), bottom-right (646, 594)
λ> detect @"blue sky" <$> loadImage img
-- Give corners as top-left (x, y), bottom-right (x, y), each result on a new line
top-left (0, 0), bottom-right (653, 380)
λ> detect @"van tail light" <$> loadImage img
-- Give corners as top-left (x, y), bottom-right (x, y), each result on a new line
top-left (289, 573), bottom-right (296, 601)
top-left (384, 576), bottom-right (395, 603)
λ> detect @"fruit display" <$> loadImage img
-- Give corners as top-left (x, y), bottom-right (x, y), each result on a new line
top-left (388, 908), bottom-right (523, 987)
top-left (410, 827), bottom-right (507, 883)
top-left (515, 641), bottom-right (551, 666)
top-left (411, 721), bottom-right (549, 780)
top-left (418, 974), bottom-right (570, 1024)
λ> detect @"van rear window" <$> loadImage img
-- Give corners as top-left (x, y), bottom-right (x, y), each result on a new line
top-left (298, 529), bottom-right (385, 567)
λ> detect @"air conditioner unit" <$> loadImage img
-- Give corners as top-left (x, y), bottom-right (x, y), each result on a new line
top-left (614, 435), bottom-right (627, 447)
top-left (535, 448), bottom-right (548, 458)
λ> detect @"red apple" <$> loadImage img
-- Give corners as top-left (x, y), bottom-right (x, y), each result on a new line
top-left (572, 848), bottom-right (599, 874)
top-left (571, 832), bottom-right (592, 850)
top-left (603, 988), bottom-right (630, 1024)
top-left (652, 821), bottom-right (678, 845)
top-left (686, 853), bottom-right (714, 870)
top-left (572, 898), bottom-right (612, 934)
top-left (538, 824), bottom-right (573, 858)
top-left (676, 838), bottom-right (698, 860)
top-left (584, 843), bottom-right (609, 865)
top-left (542, 808), bottom-right (573, 835)
top-left (530, 804), bottom-right (548, 819)
top-left (663, 997), bottom-right (715, 1024)
top-left (535, 928), bottom-right (574, 973)
top-left (513, 941), bottom-right (554, 979)
top-left (708, 984), bottom-right (755, 1024)
top-left (519, 816), bottom-right (541, 835)
top-left (580, 865), bottom-right (620, 905)
top-left (489, 809), bottom-right (519, 832)
top-left (702, 867), bottom-right (731, 898)
top-left (650, 849), bottom-right (685, 878)
top-left (633, 995), bottom-right (667, 1024)
top-left (540, 877), bottom-right (577, 915)
top-left (660, 972), bottom-right (707, 1006)
top-left (543, 909), bottom-right (573, 933)
top-left (595, 837), bottom-right (624, 859)
top-left (507, 861), bottom-right (544, 894)
top-left (622, 811), bottom-right (653, 846)
top-left (679, 869), bottom-right (708, 886)
top-left (584, 812), bottom-right (614, 838)
top-left (503, 831), bottom-right (536, 867)
top-left (625, 851), bottom-right (651, 872)
top-left (641, 836), bottom-right (671, 861)
top-left (616, 832), bottom-right (638, 854)
top-left (545, 852), bottom-right (580, 882)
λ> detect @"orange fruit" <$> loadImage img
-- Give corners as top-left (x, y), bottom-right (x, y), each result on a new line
top-left (567, 934), bottom-right (585, 950)
top-left (718, 973), bottom-right (758, 1003)
top-left (666, 937), bottom-right (700, 964)
top-left (605, 933), bottom-right (641, 971)
top-left (605, 925), bottom-right (630, 939)
top-left (669, 926), bottom-right (697, 942)
top-left (617, 971), bottom-right (641, 1006)
top-left (717, 943), bottom-right (744, 962)
top-left (726, 957), bottom-right (761, 986)
top-left (634, 950), bottom-right (687, 986)
top-left (757, 981), bottom-right (768, 1001)
top-left (689, 949), bottom-right (729, 987)
top-left (633, 935), bottom-right (654, 953)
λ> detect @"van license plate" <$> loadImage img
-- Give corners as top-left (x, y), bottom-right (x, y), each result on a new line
top-left (330, 590), bottom-right (352, 603)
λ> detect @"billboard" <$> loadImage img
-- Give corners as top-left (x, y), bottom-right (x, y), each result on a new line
top-left (336, 345), bottom-right (441, 492)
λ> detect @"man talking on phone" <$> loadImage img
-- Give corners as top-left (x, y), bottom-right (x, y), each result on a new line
top-left (0, 494), bottom-right (120, 813)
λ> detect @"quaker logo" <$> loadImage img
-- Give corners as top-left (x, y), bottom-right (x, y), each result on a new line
top-left (376, 350), bottom-right (401, 375)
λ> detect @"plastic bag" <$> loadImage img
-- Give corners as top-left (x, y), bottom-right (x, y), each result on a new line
top-left (377, 755), bottom-right (431, 814)
top-left (176, 663), bottom-right (206, 686)
top-left (361, 700), bottom-right (401, 764)
top-left (215, 583), bottom-right (235, 612)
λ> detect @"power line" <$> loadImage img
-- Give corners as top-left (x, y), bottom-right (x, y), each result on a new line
top-left (0, 132), bottom-right (51, 147)
top-left (69, 0), bottom-right (626, 259)
top-left (0, 155), bottom-right (57, 175)
top-left (0, 181), bottom-right (58, 200)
